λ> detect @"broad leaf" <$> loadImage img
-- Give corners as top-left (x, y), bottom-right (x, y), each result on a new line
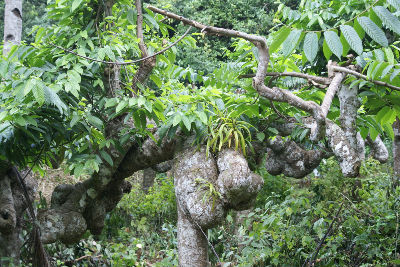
top-left (322, 39), bottom-right (332, 61)
top-left (373, 6), bottom-right (400, 35)
top-left (357, 16), bottom-right (388, 47)
top-left (32, 79), bottom-right (45, 105)
top-left (71, 0), bottom-right (83, 12)
top-left (270, 26), bottom-right (292, 53)
top-left (324, 31), bottom-right (342, 59)
top-left (303, 32), bottom-right (319, 63)
top-left (340, 25), bottom-right (363, 55)
top-left (281, 29), bottom-right (303, 57)
top-left (388, 0), bottom-right (400, 10)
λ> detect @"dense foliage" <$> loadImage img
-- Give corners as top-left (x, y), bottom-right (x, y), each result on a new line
top-left (1, 0), bottom-right (400, 266)
top-left (43, 157), bottom-right (400, 267)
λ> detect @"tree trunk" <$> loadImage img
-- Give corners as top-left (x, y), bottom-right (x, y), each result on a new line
top-left (177, 205), bottom-right (209, 267)
top-left (142, 167), bottom-right (156, 193)
top-left (394, 118), bottom-right (400, 185)
top-left (1, 0), bottom-right (24, 265)
top-left (3, 0), bottom-right (23, 56)
top-left (0, 173), bottom-right (19, 267)
top-left (0, 169), bottom-right (36, 266)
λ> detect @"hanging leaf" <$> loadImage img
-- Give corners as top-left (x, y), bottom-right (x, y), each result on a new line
top-left (269, 26), bottom-right (292, 53)
top-left (303, 32), bottom-right (319, 63)
top-left (324, 31), bottom-right (342, 59)
top-left (340, 33), bottom-right (350, 57)
top-left (369, 9), bottom-right (383, 27)
top-left (100, 150), bottom-right (113, 166)
top-left (44, 86), bottom-right (67, 114)
top-left (281, 29), bottom-right (303, 57)
top-left (357, 17), bottom-right (388, 47)
top-left (340, 25), bottom-right (363, 55)
top-left (388, 0), bottom-right (400, 10)
top-left (353, 19), bottom-right (365, 39)
top-left (323, 39), bottom-right (332, 61)
top-left (71, 0), bottom-right (83, 12)
top-left (384, 47), bottom-right (395, 65)
top-left (373, 6), bottom-right (400, 35)
top-left (32, 79), bottom-right (45, 105)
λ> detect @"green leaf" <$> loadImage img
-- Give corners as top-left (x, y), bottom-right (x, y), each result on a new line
top-left (256, 132), bottom-right (265, 142)
top-left (24, 78), bottom-right (35, 96)
top-left (357, 16), bottom-right (388, 47)
top-left (323, 39), bottom-right (332, 61)
top-left (385, 47), bottom-right (395, 65)
top-left (270, 26), bottom-right (292, 53)
top-left (87, 114), bottom-right (103, 129)
top-left (116, 100), bottom-right (128, 113)
top-left (373, 6), bottom-right (400, 35)
top-left (70, 114), bottom-right (80, 127)
top-left (303, 32), bottom-right (319, 63)
top-left (0, 61), bottom-right (9, 77)
top-left (340, 25), bottom-right (363, 55)
top-left (138, 96), bottom-right (146, 107)
top-left (71, 0), bottom-right (83, 12)
top-left (104, 46), bottom-right (115, 61)
top-left (388, 0), bottom-right (400, 10)
top-left (324, 31), bottom-right (342, 59)
top-left (172, 113), bottom-right (182, 127)
top-left (282, 30), bottom-right (303, 57)
top-left (100, 150), bottom-right (113, 166)
top-left (353, 19), bottom-right (365, 39)
top-left (32, 79), bottom-right (45, 105)
top-left (181, 116), bottom-right (191, 131)
top-left (197, 111), bottom-right (208, 124)
top-left (150, 74), bottom-right (162, 88)
top-left (340, 33), bottom-right (350, 57)
top-left (44, 86), bottom-right (67, 113)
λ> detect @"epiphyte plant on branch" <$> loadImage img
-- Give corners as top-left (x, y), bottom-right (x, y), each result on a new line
top-left (0, 0), bottom-right (400, 266)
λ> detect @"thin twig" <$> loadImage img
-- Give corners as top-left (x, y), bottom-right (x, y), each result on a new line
top-left (340, 192), bottom-right (373, 217)
top-left (240, 72), bottom-right (330, 85)
top-left (303, 203), bottom-right (344, 267)
top-left (332, 65), bottom-right (400, 92)
top-left (47, 26), bottom-right (192, 66)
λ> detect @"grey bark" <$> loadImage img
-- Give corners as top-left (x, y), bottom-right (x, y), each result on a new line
top-left (0, 170), bottom-right (36, 266)
top-left (177, 205), bottom-right (210, 267)
top-left (39, 133), bottom-right (176, 244)
top-left (0, 1), bottom-right (26, 264)
top-left (142, 167), bottom-right (156, 193)
top-left (366, 135), bottom-right (388, 163)
top-left (173, 144), bottom-right (263, 266)
top-left (264, 136), bottom-right (328, 178)
top-left (3, 0), bottom-right (23, 56)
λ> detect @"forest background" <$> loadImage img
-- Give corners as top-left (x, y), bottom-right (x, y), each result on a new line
top-left (1, 0), bottom-right (400, 266)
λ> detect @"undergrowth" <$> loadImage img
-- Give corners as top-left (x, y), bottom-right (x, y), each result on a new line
top-left (45, 157), bottom-right (400, 267)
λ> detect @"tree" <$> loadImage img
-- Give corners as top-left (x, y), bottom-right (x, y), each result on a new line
top-left (0, 0), bottom-right (399, 266)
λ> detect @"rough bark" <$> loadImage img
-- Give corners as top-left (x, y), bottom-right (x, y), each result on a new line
top-left (0, 169), bottom-right (36, 266)
top-left (152, 160), bottom-right (173, 173)
top-left (177, 205), bottom-right (210, 267)
top-left (174, 145), bottom-right (226, 229)
top-left (216, 149), bottom-right (264, 210)
top-left (3, 0), bottom-right (23, 56)
top-left (38, 133), bottom-right (176, 244)
top-left (1, 1), bottom-right (27, 264)
top-left (264, 136), bottom-right (328, 178)
top-left (394, 118), bottom-right (400, 183)
top-left (173, 144), bottom-right (263, 266)
top-left (366, 135), bottom-right (389, 163)
top-left (334, 85), bottom-right (363, 177)
top-left (142, 167), bottom-right (156, 193)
